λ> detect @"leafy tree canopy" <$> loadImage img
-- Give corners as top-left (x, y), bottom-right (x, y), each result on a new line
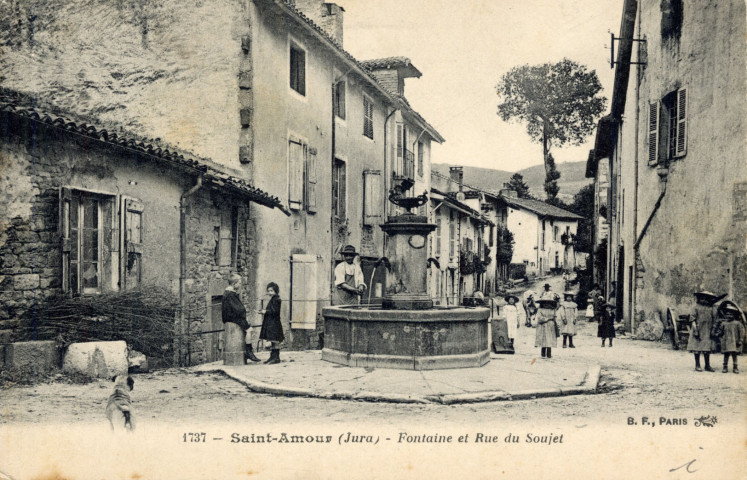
top-left (496, 59), bottom-right (606, 199)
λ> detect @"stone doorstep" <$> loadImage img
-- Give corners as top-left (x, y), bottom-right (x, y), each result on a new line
top-left (212, 363), bottom-right (601, 405)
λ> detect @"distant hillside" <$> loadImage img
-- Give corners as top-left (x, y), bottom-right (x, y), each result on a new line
top-left (432, 161), bottom-right (590, 201)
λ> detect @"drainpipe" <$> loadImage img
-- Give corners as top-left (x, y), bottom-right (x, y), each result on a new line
top-left (179, 174), bottom-right (203, 367)
top-left (330, 81), bottom-right (336, 303)
top-left (631, 0), bottom-right (643, 334)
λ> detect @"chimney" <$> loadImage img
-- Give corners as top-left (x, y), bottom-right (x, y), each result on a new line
top-left (292, 1), bottom-right (344, 46)
top-left (449, 166), bottom-right (464, 191)
top-left (321, 3), bottom-right (344, 47)
top-left (499, 188), bottom-right (518, 198)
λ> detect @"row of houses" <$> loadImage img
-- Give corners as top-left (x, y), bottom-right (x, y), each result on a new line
top-left (586, 0), bottom-right (746, 335)
top-left (0, 0), bottom-right (583, 365)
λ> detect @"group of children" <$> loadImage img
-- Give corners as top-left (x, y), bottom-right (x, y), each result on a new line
top-left (500, 286), bottom-right (745, 370)
top-left (502, 289), bottom-right (579, 359)
top-left (687, 291), bottom-right (744, 374)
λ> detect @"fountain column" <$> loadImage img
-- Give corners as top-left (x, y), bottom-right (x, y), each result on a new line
top-left (380, 213), bottom-right (436, 310)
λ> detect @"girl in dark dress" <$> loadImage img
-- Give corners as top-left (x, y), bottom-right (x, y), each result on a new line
top-left (259, 282), bottom-right (284, 365)
top-left (598, 298), bottom-right (616, 347)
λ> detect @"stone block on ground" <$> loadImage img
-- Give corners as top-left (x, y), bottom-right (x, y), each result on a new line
top-left (3, 340), bottom-right (58, 374)
top-left (63, 341), bottom-right (128, 378)
top-left (128, 349), bottom-right (149, 373)
top-left (637, 314), bottom-right (664, 341)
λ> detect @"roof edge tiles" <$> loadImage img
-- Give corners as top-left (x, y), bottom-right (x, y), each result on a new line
top-left (0, 88), bottom-right (284, 210)
top-left (360, 57), bottom-right (422, 78)
top-left (501, 195), bottom-right (583, 220)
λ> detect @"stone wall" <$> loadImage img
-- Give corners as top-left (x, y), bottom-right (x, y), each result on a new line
top-left (180, 188), bottom-right (258, 365)
top-left (0, 0), bottom-right (250, 170)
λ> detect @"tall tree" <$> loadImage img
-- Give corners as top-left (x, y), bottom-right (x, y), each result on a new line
top-left (503, 173), bottom-right (532, 199)
top-left (569, 183), bottom-right (595, 253)
top-left (496, 59), bottom-right (607, 200)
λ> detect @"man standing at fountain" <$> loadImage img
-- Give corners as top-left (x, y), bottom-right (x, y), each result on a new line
top-left (333, 245), bottom-right (367, 306)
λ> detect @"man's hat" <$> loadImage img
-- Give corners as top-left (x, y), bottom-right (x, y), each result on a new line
top-left (341, 245), bottom-right (358, 256)
top-left (544, 283), bottom-right (551, 289)
top-left (505, 294), bottom-right (520, 303)
top-left (536, 298), bottom-right (557, 308)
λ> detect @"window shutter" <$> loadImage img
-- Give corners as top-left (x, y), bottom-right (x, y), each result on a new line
top-left (59, 187), bottom-right (72, 293)
top-left (123, 198), bottom-right (144, 288)
top-left (675, 88), bottom-right (687, 157)
top-left (290, 254), bottom-right (318, 329)
top-left (436, 218), bottom-right (442, 255)
top-left (288, 140), bottom-right (304, 209)
top-left (339, 161), bottom-right (346, 219)
top-left (305, 147), bottom-right (318, 213)
top-left (648, 101), bottom-right (660, 165)
top-left (363, 170), bottom-right (383, 225)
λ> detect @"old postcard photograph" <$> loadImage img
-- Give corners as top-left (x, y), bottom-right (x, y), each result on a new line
top-left (0, 0), bottom-right (745, 478)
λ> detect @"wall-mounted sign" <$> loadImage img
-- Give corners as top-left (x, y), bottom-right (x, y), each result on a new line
top-left (408, 235), bottom-right (426, 249)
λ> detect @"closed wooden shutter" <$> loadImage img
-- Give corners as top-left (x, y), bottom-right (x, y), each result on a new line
top-left (59, 187), bottom-right (73, 293)
top-left (396, 123), bottom-right (403, 175)
top-left (648, 101), bottom-right (660, 165)
top-left (123, 198), bottom-right (144, 288)
top-left (306, 147), bottom-right (317, 213)
top-left (675, 88), bottom-right (687, 157)
top-left (289, 140), bottom-right (304, 209)
top-left (290, 254), bottom-right (318, 330)
top-left (363, 170), bottom-right (383, 225)
top-left (338, 161), bottom-right (346, 218)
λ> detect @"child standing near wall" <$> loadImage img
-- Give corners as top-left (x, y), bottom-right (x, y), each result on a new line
top-left (715, 302), bottom-right (745, 374)
top-left (687, 291), bottom-right (724, 372)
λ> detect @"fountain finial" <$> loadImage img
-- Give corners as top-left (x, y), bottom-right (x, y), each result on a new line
top-left (388, 178), bottom-right (428, 213)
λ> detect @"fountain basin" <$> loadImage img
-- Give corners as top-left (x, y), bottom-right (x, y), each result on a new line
top-left (321, 306), bottom-right (491, 370)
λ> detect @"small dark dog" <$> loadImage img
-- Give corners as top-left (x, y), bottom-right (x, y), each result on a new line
top-left (105, 374), bottom-right (135, 432)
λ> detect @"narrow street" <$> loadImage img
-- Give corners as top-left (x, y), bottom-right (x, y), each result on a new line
top-left (2, 277), bottom-right (744, 427)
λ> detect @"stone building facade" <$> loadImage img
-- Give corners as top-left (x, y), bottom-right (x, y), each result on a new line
top-left (0, 0), bottom-right (443, 356)
top-left (0, 91), bottom-right (283, 365)
top-left (601, 0), bottom-right (746, 334)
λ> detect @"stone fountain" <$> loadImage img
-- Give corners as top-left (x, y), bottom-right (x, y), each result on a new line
top-left (321, 180), bottom-right (491, 370)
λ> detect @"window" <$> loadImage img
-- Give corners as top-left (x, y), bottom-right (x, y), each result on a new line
top-left (60, 189), bottom-right (114, 294)
top-left (332, 158), bottom-right (346, 218)
top-left (363, 96), bottom-right (374, 139)
top-left (417, 140), bottom-right (424, 177)
top-left (215, 207), bottom-right (238, 267)
top-left (334, 80), bottom-right (346, 120)
top-left (363, 170), bottom-right (382, 225)
top-left (554, 226), bottom-right (559, 242)
top-left (648, 87), bottom-right (687, 165)
top-left (290, 44), bottom-right (306, 96)
top-left (541, 220), bottom-right (546, 251)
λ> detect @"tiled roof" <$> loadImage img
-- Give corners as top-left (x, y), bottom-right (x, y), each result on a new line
top-left (0, 88), bottom-right (285, 211)
top-left (431, 188), bottom-right (494, 225)
top-left (360, 57), bottom-right (422, 78)
top-left (360, 57), bottom-right (413, 69)
top-left (501, 195), bottom-right (583, 220)
top-left (275, 0), bottom-right (443, 143)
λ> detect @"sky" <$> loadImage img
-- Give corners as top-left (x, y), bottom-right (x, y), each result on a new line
top-left (336, 0), bottom-right (624, 172)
